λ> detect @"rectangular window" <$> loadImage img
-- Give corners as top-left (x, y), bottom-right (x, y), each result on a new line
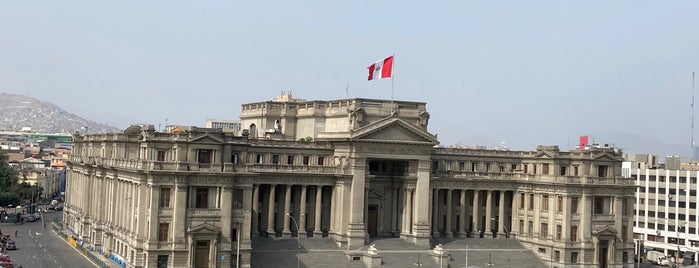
top-left (256, 154), bottom-right (263, 164)
top-left (528, 221), bottom-right (533, 235)
top-left (542, 163), bottom-right (549, 175)
top-left (519, 220), bottom-right (524, 235)
top-left (622, 198), bottom-right (628, 216)
top-left (196, 188), bottom-right (209, 208)
top-left (318, 157), bottom-right (324, 166)
top-left (157, 150), bottom-right (166, 161)
top-left (232, 189), bottom-right (243, 208)
top-left (520, 193), bottom-right (525, 209)
top-left (570, 226), bottom-right (578, 242)
top-left (529, 194), bottom-right (534, 210)
top-left (571, 252), bottom-right (578, 264)
top-left (559, 166), bottom-right (566, 176)
top-left (158, 222), bottom-right (170, 242)
top-left (541, 223), bottom-right (548, 238)
top-left (574, 166), bottom-right (579, 176)
top-left (232, 153), bottom-right (240, 164)
top-left (458, 161), bottom-right (465, 171)
top-left (485, 163), bottom-right (490, 172)
top-left (471, 163), bottom-right (477, 172)
top-left (594, 196), bottom-right (606, 214)
top-left (157, 255), bottom-right (168, 268)
top-left (287, 155), bottom-right (294, 165)
top-left (272, 155), bottom-right (280, 165)
top-left (198, 149), bottom-right (212, 163)
top-left (557, 196), bottom-right (563, 213)
top-left (556, 224), bottom-right (562, 240)
top-left (541, 195), bottom-right (549, 212)
top-left (303, 156), bottom-right (310, 165)
top-left (597, 165), bottom-right (608, 177)
top-left (160, 188), bottom-right (171, 208)
top-left (554, 251), bottom-right (560, 262)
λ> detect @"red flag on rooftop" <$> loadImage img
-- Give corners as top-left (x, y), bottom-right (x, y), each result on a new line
top-left (580, 135), bottom-right (589, 150)
top-left (367, 56), bottom-right (394, 81)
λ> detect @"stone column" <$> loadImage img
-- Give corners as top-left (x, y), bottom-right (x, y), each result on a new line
top-left (347, 157), bottom-right (367, 248)
top-left (251, 185), bottom-right (259, 237)
top-left (485, 190), bottom-right (493, 235)
top-left (314, 186), bottom-right (324, 237)
top-left (299, 185), bottom-right (308, 236)
top-left (400, 188), bottom-right (409, 235)
top-left (221, 186), bottom-right (233, 247)
top-left (432, 188), bottom-right (440, 236)
top-left (219, 186), bottom-right (233, 268)
top-left (147, 187), bottom-right (160, 246)
top-left (472, 190), bottom-right (481, 236)
top-left (391, 187), bottom-right (398, 235)
top-left (498, 191), bottom-right (506, 235)
top-left (582, 194), bottom-right (591, 241)
top-left (512, 191), bottom-right (519, 235)
top-left (173, 183), bottom-right (187, 249)
top-left (266, 185), bottom-right (276, 236)
top-left (406, 188), bottom-right (413, 234)
top-left (283, 185), bottom-right (292, 237)
top-left (411, 159), bottom-right (432, 246)
top-left (459, 190), bottom-right (467, 237)
top-left (446, 189), bottom-right (453, 238)
top-left (241, 185), bottom-right (253, 267)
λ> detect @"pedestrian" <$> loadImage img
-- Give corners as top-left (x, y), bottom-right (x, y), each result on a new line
top-left (13, 230), bottom-right (17, 238)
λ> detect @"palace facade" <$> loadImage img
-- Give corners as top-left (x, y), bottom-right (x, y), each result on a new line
top-left (64, 94), bottom-right (636, 267)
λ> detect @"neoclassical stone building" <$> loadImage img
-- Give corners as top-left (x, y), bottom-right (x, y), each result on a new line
top-left (64, 94), bottom-right (636, 267)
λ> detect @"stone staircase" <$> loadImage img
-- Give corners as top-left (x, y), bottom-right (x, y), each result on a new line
top-left (251, 236), bottom-right (544, 268)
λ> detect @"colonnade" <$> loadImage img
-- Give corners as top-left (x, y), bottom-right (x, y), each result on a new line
top-left (251, 184), bottom-right (330, 237)
top-left (431, 189), bottom-right (512, 238)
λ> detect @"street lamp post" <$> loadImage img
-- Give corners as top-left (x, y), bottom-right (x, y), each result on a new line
top-left (485, 253), bottom-right (494, 267)
top-left (286, 213), bottom-right (301, 268)
top-left (414, 255), bottom-right (422, 267)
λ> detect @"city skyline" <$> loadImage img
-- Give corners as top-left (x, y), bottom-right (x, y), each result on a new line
top-left (1, 1), bottom-right (699, 159)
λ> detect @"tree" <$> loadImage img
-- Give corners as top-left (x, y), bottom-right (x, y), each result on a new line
top-left (0, 151), bottom-right (18, 193)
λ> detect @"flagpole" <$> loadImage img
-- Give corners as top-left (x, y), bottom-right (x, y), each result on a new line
top-left (391, 53), bottom-right (395, 113)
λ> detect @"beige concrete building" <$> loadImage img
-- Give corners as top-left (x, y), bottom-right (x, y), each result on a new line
top-left (64, 94), bottom-right (636, 267)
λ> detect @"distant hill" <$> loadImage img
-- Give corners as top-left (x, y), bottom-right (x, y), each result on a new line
top-left (0, 93), bottom-right (121, 134)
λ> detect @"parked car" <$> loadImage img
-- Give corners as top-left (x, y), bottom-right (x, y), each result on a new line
top-left (31, 213), bottom-right (40, 220)
top-left (24, 215), bottom-right (36, 222)
top-left (0, 254), bottom-right (10, 262)
top-left (47, 204), bottom-right (55, 210)
top-left (5, 241), bottom-right (16, 250)
top-left (54, 204), bottom-right (63, 211)
top-left (0, 262), bottom-right (14, 268)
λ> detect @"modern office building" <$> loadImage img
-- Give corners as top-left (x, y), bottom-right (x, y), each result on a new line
top-left (624, 154), bottom-right (699, 264)
top-left (205, 119), bottom-right (241, 134)
top-left (64, 93), bottom-right (636, 267)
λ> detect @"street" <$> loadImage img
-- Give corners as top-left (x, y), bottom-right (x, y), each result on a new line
top-left (0, 210), bottom-right (95, 268)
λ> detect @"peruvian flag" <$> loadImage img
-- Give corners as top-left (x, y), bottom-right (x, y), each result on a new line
top-left (367, 56), bottom-right (394, 81)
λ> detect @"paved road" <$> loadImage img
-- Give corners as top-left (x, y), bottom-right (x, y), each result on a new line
top-left (0, 210), bottom-right (95, 268)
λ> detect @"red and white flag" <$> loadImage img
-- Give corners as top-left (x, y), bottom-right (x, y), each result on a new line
top-left (367, 56), bottom-right (394, 81)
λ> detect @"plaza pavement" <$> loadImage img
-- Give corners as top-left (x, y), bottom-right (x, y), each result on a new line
top-left (251, 236), bottom-right (544, 268)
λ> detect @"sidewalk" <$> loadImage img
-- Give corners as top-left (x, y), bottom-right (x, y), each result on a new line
top-left (52, 219), bottom-right (123, 268)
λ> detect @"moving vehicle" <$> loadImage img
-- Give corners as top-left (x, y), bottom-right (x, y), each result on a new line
top-left (646, 250), bottom-right (670, 266)
top-left (5, 241), bottom-right (16, 250)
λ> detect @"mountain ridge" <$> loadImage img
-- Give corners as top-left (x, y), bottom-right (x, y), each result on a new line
top-left (0, 93), bottom-right (121, 134)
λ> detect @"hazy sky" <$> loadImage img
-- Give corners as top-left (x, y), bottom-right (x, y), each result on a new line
top-left (1, 1), bottom-right (699, 159)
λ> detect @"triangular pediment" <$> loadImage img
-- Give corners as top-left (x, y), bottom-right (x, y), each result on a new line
top-left (187, 222), bottom-right (220, 234)
top-left (533, 151), bottom-right (557, 158)
top-left (190, 133), bottom-right (225, 144)
top-left (591, 153), bottom-right (618, 161)
top-left (351, 117), bottom-right (438, 145)
top-left (592, 225), bottom-right (617, 236)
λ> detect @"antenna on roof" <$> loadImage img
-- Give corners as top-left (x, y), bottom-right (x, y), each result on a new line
top-left (345, 84), bottom-right (350, 98)
top-left (692, 72), bottom-right (697, 159)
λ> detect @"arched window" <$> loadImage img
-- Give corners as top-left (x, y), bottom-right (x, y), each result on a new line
top-left (249, 124), bottom-right (257, 138)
